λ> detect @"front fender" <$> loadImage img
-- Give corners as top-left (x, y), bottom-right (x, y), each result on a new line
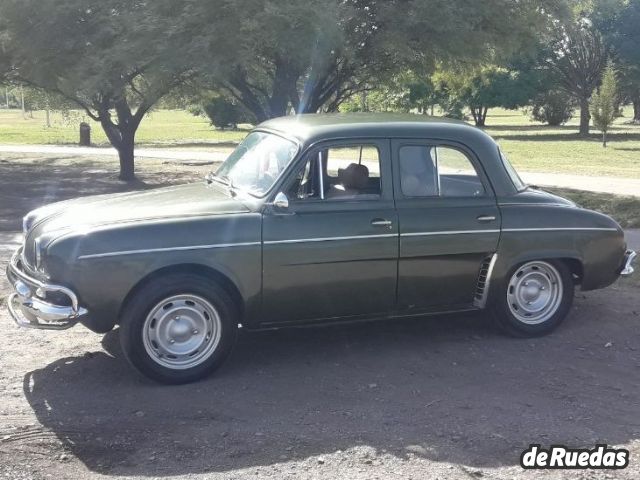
top-left (45, 214), bottom-right (262, 332)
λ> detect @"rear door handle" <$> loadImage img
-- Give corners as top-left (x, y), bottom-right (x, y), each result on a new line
top-left (371, 218), bottom-right (393, 228)
top-left (477, 215), bottom-right (496, 222)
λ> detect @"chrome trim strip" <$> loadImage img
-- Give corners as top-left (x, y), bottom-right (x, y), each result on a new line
top-left (77, 242), bottom-right (261, 260)
top-left (402, 229), bottom-right (500, 237)
top-left (498, 203), bottom-right (572, 207)
top-left (474, 253), bottom-right (498, 309)
top-left (502, 227), bottom-right (618, 232)
top-left (621, 250), bottom-right (636, 276)
top-left (264, 234), bottom-right (397, 245)
top-left (76, 227), bottom-right (619, 258)
top-left (317, 152), bottom-right (325, 200)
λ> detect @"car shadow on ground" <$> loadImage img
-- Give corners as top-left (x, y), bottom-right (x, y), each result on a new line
top-left (22, 290), bottom-right (640, 476)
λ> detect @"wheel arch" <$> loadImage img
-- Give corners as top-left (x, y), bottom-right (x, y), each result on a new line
top-left (117, 263), bottom-right (245, 324)
top-left (491, 251), bottom-right (584, 296)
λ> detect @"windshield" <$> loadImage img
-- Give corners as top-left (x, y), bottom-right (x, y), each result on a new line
top-left (498, 147), bottom-right (526, 191)
top-left (215, 131), bottom-right (298, 197)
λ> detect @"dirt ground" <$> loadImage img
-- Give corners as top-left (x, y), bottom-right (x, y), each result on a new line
top-left (1, 153), bottom-right (639, 479)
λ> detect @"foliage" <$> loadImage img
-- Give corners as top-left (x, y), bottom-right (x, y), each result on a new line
top-left (437, 66), bottom-right (537, 126)
top-left (339, 71), bottom-right (443, 114)
top-left (590, 64), bottom-right (618, 146)
top-left (529, 90), bottom-right (575, 125)
top-left (201, 97), bottom-right (253, 129)
top-left (0, 0), bottom-right (204, 179)
top-left (590, 0), bottom-right (640, 121)
top-left (191, 0), bottom-right (563, 122)
top-left (545, 20), bottom-right (608, 135)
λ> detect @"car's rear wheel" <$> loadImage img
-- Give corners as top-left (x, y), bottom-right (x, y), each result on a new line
top-left (119, 273), bottom-right (238, 384)
top-left (492, 260), bottom-right (573, 337)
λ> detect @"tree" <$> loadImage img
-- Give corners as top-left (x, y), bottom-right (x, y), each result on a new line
top-left (193, 0), bottom-right (564, 122)
top-left (338, 71), bottom-right (443, 115)
top-left (0, 0), bottom-right (200, 180)
top-left (545, 21), bottom-right (608, 135)
top-left (392, 73), bottom-right (442, 115)
top-left (200, 96), bottom-right (253, 130)
top-left (591, 0), bottom-right (640, 122)
top-left (439, 66), bottom-right (538, 126)
top-left (529, 89), bottom-right (576, 126)
top-left (590, 64), bottom-right (618, 147)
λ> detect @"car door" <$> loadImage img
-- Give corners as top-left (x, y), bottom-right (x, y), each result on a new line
top-left (391, 139), bottom-right (501, 310)
top-left (261, 139), bottom-right (398, 325)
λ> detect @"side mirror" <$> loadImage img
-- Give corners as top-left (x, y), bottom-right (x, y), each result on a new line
top-left (272, 192), bottom-right (289, 210)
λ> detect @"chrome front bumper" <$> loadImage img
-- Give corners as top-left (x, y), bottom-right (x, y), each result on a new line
top-left (620, 250), bottom-right (636, 276)
top-left (6, 248), bottom-right (87, 330)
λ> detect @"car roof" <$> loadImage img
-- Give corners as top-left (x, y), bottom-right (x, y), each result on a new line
top-left (257, 113), bottom-right (494, 146)
top-left (257, 113), bottom-right (518, 196)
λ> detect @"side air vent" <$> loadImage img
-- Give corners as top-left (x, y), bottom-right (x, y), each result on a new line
top-left (473, 254), bottom-right (498, 308)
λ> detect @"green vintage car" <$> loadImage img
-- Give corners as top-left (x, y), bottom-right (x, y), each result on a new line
top-left (7, 114), bottom-right (637, 383)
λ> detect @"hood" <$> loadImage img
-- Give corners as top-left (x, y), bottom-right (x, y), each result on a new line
top-left (22, 182), bottom-right (250, 265)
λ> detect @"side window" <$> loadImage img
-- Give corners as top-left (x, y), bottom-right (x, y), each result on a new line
top-left (288, 144), bottom-right (382, 201)
top-left (437, 146), bottom-right (485, 197)
top-left (399, 145), bottom-right (485, 197)
top-left (399, 146), bottom-right (437, 197)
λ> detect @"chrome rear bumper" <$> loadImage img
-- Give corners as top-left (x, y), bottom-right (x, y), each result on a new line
top-left (620, 250), bottom-right (636, 276)
top-left (6, 248), bottom-right (87, 330)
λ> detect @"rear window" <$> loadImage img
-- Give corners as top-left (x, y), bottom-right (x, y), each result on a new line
top-left (498, 147), bottom-right (526, 191)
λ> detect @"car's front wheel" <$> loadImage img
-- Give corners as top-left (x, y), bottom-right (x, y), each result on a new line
top-left (119, 273), bottom-right (238, 384)
top-left (492, 260), bottom-right (574, 337)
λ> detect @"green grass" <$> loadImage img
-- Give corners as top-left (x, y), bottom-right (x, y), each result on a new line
top-left (484, 108), bottom-right (640, 178)
top-left (0, 106), bottom-right (639, 178)
top-left (0, 109), bottom-right (248, 146)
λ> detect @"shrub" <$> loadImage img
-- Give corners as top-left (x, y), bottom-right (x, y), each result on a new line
top-left (529, 90), bottom-right (575, 126)
top-left (201, 97), bottom-right (252, 129)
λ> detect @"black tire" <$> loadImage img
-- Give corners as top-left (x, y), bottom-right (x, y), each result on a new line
top-left (491, 259), bottom-right (574, 337)
top-left (119, 273), bottom-right (238, 384)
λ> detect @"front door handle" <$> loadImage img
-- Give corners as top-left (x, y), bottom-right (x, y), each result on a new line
top-left (371, 218), bottom-right (393, 228)
top-left (477, 215), bottom-right (496, 222)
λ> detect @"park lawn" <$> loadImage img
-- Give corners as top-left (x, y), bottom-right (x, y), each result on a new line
top-left (484, 108), bottom-right (640, 178)
top-left (0, 109), bottom-right (249, 146)
top-left (0, 106), bottom-right (639, 178)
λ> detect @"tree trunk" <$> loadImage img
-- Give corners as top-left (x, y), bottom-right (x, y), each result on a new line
top-left (633, 98), bottom-right (640, 122)
top-left (602, 131), bottom-right (607, 148)
top-left (472, 106), bottom-right (487, 127)
top-left (20, 86), bottom-right (25, 119)
top-left (579, 97), bottom-right (590, 135)
top-left (99, 113), bottom-right (138, 181)
top-left (117, 132), bottom-right (135, 181)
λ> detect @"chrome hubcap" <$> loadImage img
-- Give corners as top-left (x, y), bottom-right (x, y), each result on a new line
top-left (142, 294), bottom-right (222, 370)
top-left (507, 261), bottom-right (563, 325)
